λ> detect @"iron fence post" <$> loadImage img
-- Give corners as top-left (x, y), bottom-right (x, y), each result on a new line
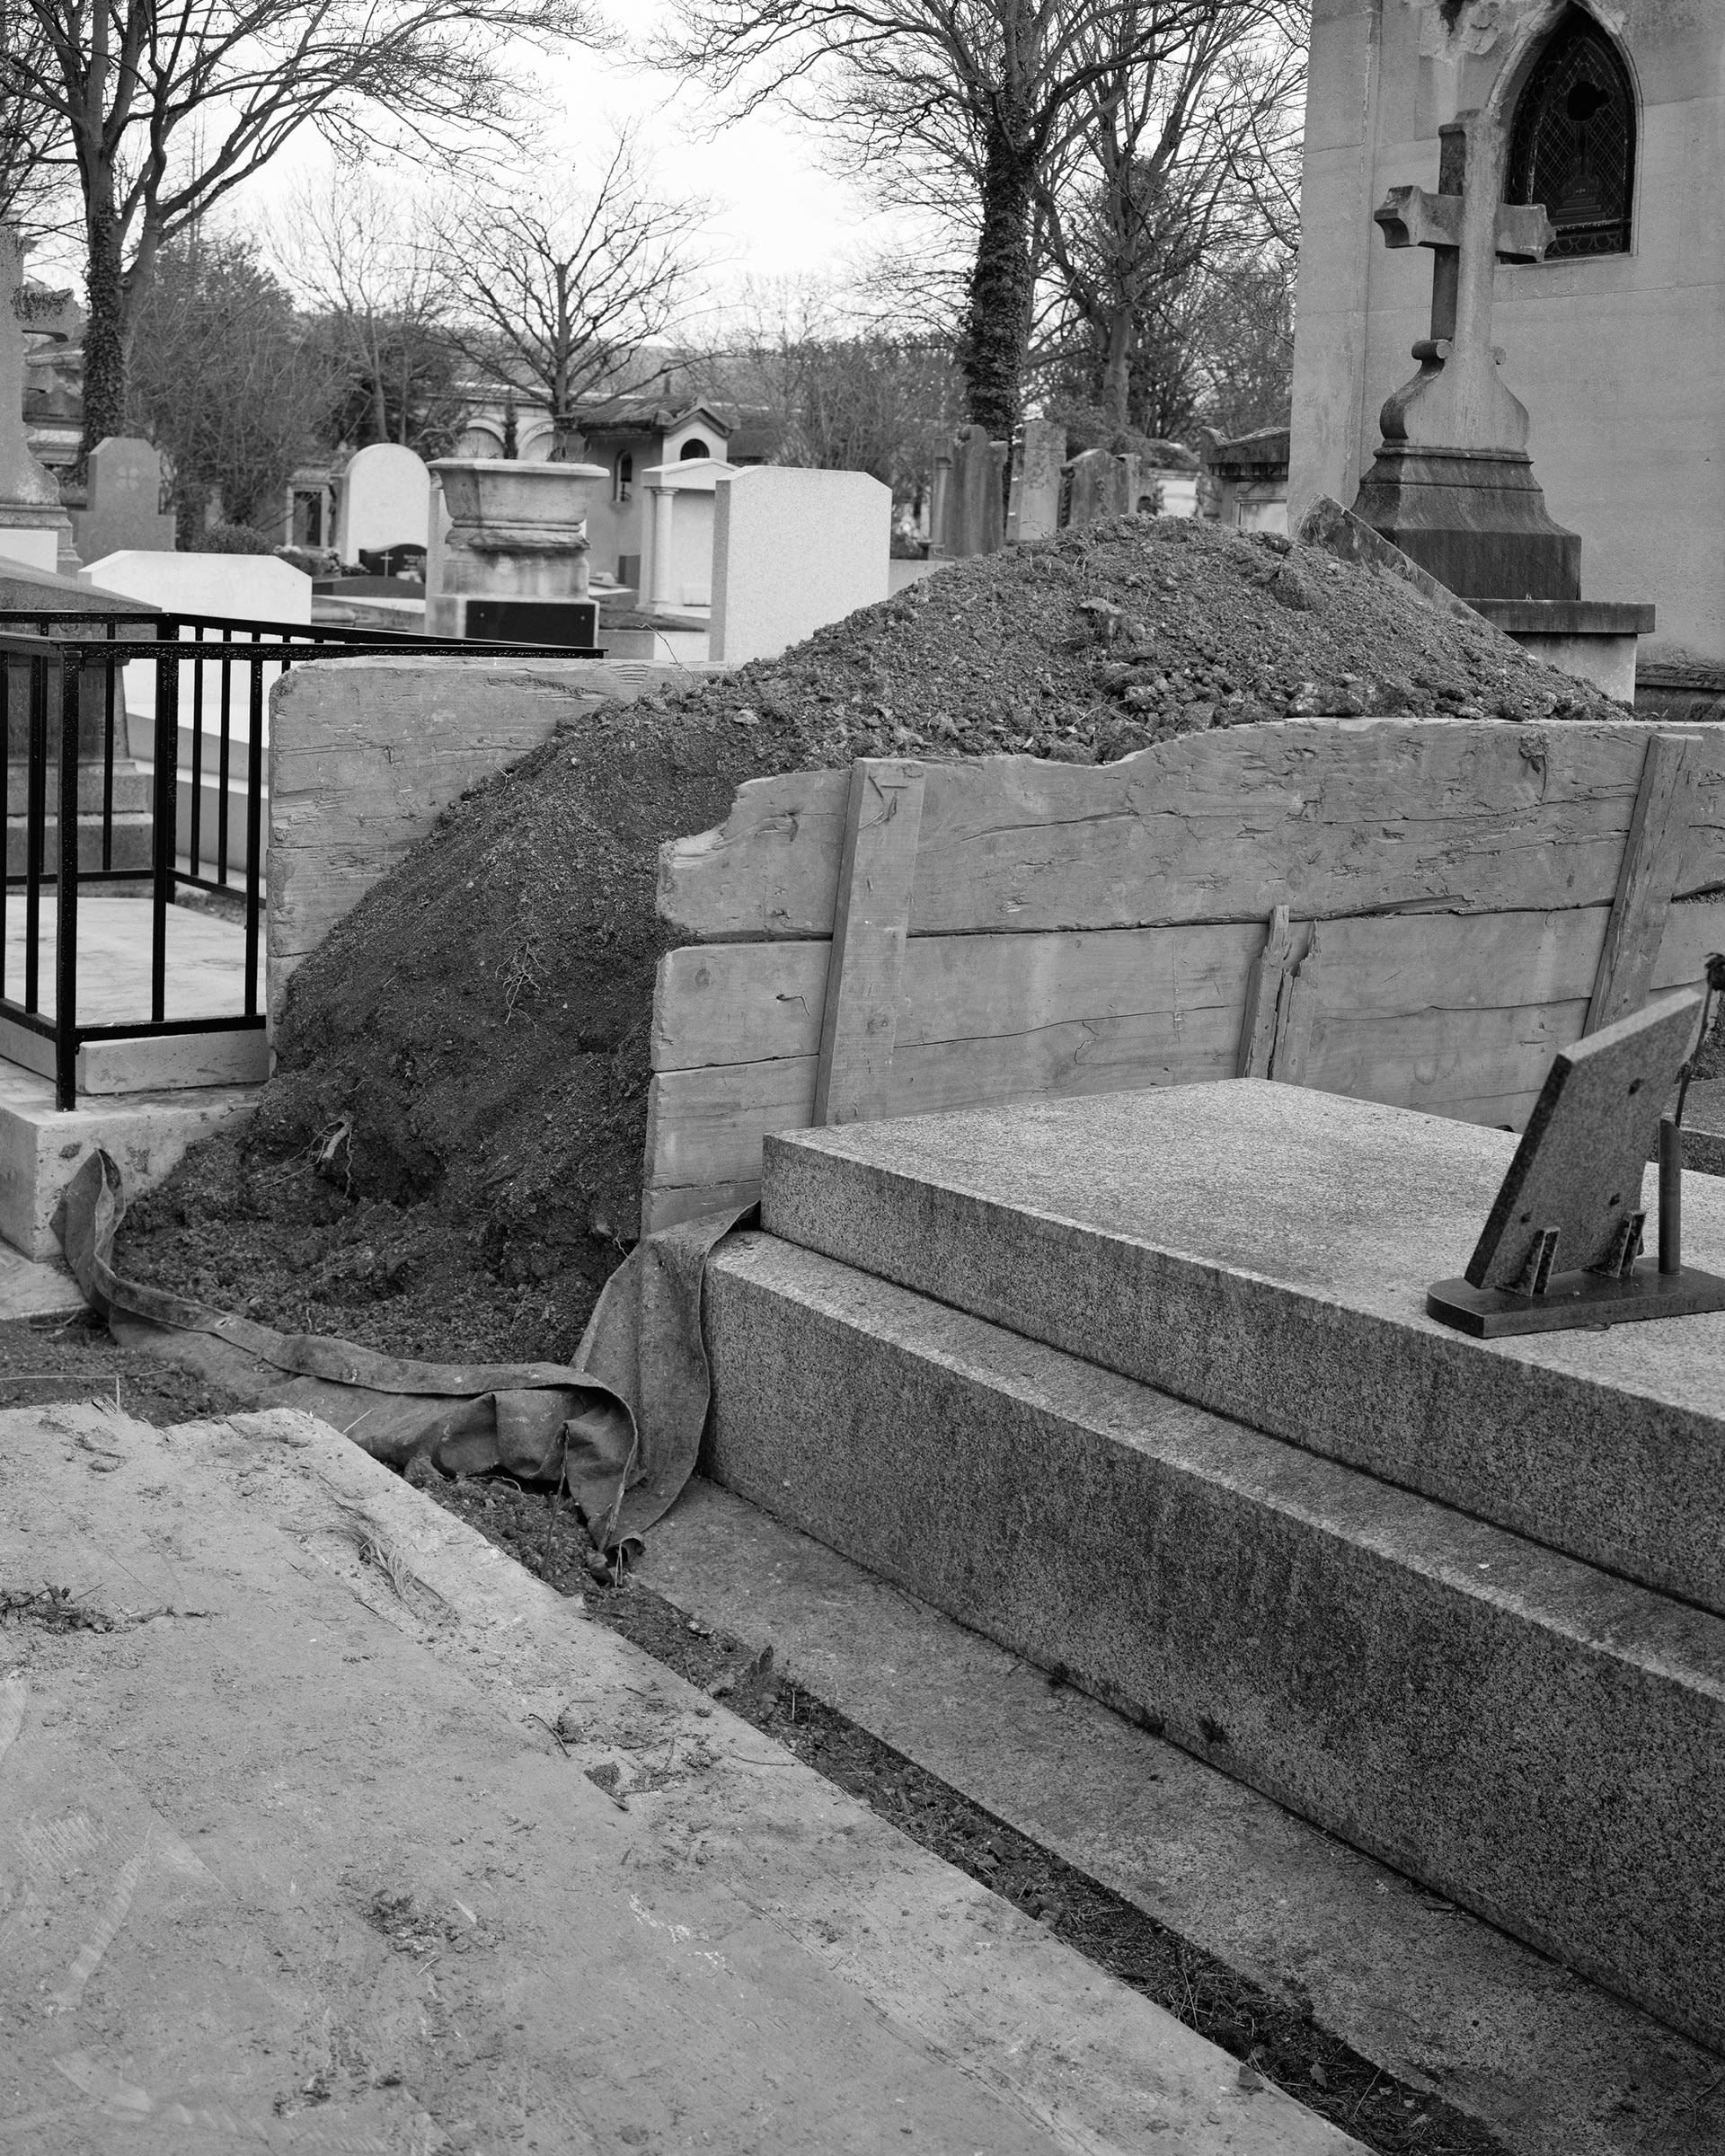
top-left (54, 651), bottom-right (81, 1109)
top-left (23, 654), bottom-right (44, 1012)
top-left (244, 663), bottom-right (263, 1015)
top-left (152, 637), bottom-right (179, 1025)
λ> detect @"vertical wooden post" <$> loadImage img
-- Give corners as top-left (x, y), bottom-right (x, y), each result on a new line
top-left (1585, 732), bottom-right (1697, 1035)
top-left (1237, 906), bottom-right (1294, 1078)
top-left (1272, 925), bottom-right (1321, 1086)
top-left (812, 758), bottom-right (926, 1127)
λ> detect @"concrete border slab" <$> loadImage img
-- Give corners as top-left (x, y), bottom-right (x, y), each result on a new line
top-left (0, 1399), bottom-right (1361, 2155)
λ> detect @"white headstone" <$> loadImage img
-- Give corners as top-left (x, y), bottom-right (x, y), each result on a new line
top-left (81, 550), bottom-right (312, 623)
top-left (711, 467), bottom-right (892, 665)
top-left (336, 443), bottom-right (431, 563)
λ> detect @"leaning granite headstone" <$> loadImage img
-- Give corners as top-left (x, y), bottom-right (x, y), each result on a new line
top-left (1428, 990), bottom-right (1725, 1336)
top-left (72, 437), bottom-right (174, 561)
top-left (1014, 420), bottom-right (1066, 540)
top-left (943, 425), bottom-right (1004, 558)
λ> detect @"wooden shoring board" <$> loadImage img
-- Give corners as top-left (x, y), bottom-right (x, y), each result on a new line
top-left (1237, 906), bottom-right (1295, 1079)
top-left (1585, 731), bottom-right (1698, 1034)
top-left (658, 720), bottom-right (1725, 943)
top-left (654, 920), bottom-right (1264, 1074)
top-left (639, 897), bottom-right (1725, 1230)
top-left (811, 760), bottom-right (925, 1126)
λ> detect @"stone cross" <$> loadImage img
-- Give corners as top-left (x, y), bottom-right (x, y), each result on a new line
top-left (0, 225), bottom-right (75, 511)
top-left (1374, 110), bottom-right (1554, 454)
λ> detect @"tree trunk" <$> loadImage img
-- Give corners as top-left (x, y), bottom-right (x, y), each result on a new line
top-left (79, 198), bottom-right (128, 471)
top-left (960, 110), bottom-right (1038, 438)
top-left (172, 479), bottom-right (208, 550)
top-left (1101, 305), bottom-right (1133, 436)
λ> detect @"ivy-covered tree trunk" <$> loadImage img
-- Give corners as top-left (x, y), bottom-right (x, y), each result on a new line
top-left (79, 198), bottom-right (128, 471)
top-left (960, 109), bottom-right (1038, 439)
top-left (1101, 305), bottom-right (1134, 435)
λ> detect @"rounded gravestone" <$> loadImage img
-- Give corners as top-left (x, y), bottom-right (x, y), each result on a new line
top-left (336, 444), bottom-right (432, 564)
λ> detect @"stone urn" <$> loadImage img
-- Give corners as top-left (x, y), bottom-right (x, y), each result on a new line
top-left (427, 458), bottom-right (610, 638)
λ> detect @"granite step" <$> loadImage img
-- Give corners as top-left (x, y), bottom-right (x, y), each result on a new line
top-left (704, 1226), bottom-right (1725, 2056)
top-left (758, 1080), bottom-right (1725, 1619)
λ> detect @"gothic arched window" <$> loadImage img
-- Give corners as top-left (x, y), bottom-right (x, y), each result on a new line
top-left (1508, 9), bottom-right (1636, 259)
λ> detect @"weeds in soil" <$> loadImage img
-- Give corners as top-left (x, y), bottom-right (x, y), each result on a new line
top-left (312, 1116), bottom-right (356, 1196)
top-left (502, 934), bottom-right (544, 1024)
top-left (1, 1583), bottom-right (117, 1632)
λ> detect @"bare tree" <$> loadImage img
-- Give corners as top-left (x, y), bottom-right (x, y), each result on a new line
top-left (654, 0), bottom-right (1276, 440)
top-left (436, 133), bottom-right (708, 462)
top-left (711, 277), bottom-right (960, 499)
top-left (279, 172), bottom-right (461, 452)
top-left (0, 3), bottom-right (75, 237)
top-left (1036, 2), bottom-right (1304, 434)
top-left (0, 0), bottom-right (610, 467)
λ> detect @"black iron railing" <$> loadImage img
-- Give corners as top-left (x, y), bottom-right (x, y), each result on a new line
top-left (0, 609), bottom-right (602, 1109)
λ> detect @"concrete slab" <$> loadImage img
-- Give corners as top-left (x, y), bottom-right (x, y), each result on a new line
top-left (644, 1477), bottom-right (1725, 2156)
top-left (0, 1061), bottom-right (258, 1259)
top-left (0, 1400), bottom-right (1359, 2155)
top-left (704, 1231), bottom-right (1725, 2055)
top-left (2, 895), bottom-right (259, 1023)
top-left (0, 1236), bottom-right (84, 1319)
top-left (762, 1081), bottom-right (1725, 1617)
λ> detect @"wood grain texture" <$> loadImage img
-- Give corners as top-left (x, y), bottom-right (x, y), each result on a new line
top-left (266, 660), bottom-right (605, 1029)
top-left (642, 897), bottom-right (1725, 1217)
top-left (652, 921), bottom-right (1265, 1073)
top-left (1584, 733), bottom-right (1697, 1034)
top-left (658, 720), bottom-right (1725, 942)
top-left (812, 760), bottom-right (925, 1126)
top-left (1237, 906), bottom-right (1294, 1079)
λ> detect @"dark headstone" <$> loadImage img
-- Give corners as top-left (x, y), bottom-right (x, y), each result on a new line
top-left (464, 598), bottom-right (598, 649)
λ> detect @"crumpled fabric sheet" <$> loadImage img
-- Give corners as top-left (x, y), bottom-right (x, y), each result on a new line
top-left (60, 1150), bottom-right (750, 1549)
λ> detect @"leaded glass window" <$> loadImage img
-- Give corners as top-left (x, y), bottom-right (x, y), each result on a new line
top-left (1507, 10), bottom-right (1636, 259)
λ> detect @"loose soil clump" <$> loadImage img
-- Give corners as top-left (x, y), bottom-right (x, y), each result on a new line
top-left (115, 516), bottom-right (1625, 1362)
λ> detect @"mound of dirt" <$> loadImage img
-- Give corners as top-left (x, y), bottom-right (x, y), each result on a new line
top-left (113, 516), bottom-right (1627, 1363)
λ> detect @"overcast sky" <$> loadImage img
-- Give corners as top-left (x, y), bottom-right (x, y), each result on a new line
top-left (565, 0), bottom-right (890, 289)
top-left (26, 0), bottom-right (902, 302)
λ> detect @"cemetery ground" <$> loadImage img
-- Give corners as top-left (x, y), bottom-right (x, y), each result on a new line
top-left (7, 515), bottom-right (1721, 2154)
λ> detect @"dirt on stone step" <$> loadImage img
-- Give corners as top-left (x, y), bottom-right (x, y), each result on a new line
top-left (111, 514), bottom-right (1628, 1367)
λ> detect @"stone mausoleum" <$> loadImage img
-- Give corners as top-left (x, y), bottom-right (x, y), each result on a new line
top-left (1290, 1), bottom-right (1725, 698)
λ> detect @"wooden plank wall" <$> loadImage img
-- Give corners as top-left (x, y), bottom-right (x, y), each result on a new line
top-left (642, 719), bottom-right (1725, 1232)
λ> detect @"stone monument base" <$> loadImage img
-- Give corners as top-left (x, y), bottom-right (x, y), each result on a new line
top-left (1469, 598), bottom-right (1655, 703)
top-left (0, 520), bottom-right (65, 577)
top-left (703, 1081), bottom-right (1725, 2053)
top-left (1349, 445), bottom-right (1580, 601)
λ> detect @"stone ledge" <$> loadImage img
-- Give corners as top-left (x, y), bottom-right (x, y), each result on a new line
top-left (1471, 599), bottom-right (1655, 635)
top-left (0, 1060), bottom-right (259, 1259)
top-left (761, 1082), bottom-right (1725, 1617)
